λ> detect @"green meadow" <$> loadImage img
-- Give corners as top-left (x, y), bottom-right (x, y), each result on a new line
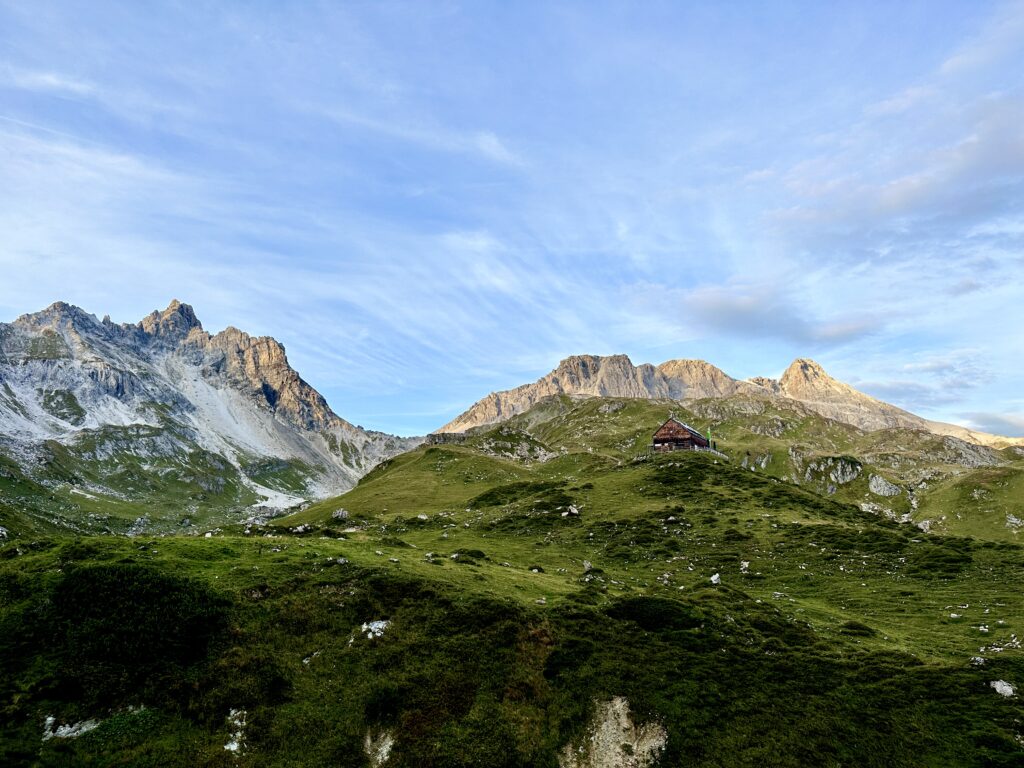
top-left (2, 397), bottom-right (1023, 766)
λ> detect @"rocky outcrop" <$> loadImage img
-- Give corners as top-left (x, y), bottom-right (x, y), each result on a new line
top-left (559, 697), bottom-right (666, 768)
top-left (363, 728), bottom-right (395, 767)
top-left (938, 436), bottom-right (1002, 468)
top-left (869, 474), bottom-right (902, 497)
top-left (804, 456), bottom-right (862, 486)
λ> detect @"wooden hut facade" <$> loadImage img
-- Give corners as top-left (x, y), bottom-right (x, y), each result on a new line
top-left (652, 417), bottom-right (710, 452)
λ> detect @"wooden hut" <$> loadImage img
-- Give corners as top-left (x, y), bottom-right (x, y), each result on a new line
top-left (652, 417), bottom-right (710, 452)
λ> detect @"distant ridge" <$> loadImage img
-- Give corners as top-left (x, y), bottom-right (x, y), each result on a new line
top-left (437, 354), bottom-right (1021, 448)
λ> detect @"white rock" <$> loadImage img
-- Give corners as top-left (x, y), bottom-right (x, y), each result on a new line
top-left (364, 728), bottom-right (395, 767)
top-left (224, 708), bottom-right (246, 752)
top-left (42, 715), bottom-right (101, 742)
top-left (361, 620), bottom-right (390, 639)
top-left (710, 573), bottom-right (721, 585)
top-left (558, 696), bottom-right (666, 768)
top-left (991, 680), bottom-right (1016, 697)
top-left (868, 474), bottom-right (901, 497)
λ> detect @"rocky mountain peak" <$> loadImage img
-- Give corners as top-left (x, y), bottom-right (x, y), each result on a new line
top-left (139, 300), bottom-right (202, 339)
top-left (438, 354), bottom-right (762, 433)
top-left (438, 352), bottom-right (1021, 447)
top-left (782, 358), bottom-right (829, 383)
top-left (1, 299), bottom-right (422, 505)
top-left (779, 358), bottom-right (854, 402)
top-left (17, 301), bottom-right (101, 331)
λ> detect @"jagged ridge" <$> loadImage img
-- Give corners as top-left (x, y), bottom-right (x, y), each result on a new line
top-left (0, 300), bottom-right (421, 515)
top-left (438, 354), bottom-right (1020, 449)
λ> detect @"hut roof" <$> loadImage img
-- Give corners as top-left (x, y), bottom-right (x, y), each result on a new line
top-left (654, 417), bottom-right (706, 439)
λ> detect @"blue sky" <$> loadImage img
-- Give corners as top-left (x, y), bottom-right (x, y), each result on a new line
top-left (1, 1), bottom-right (1023, 436)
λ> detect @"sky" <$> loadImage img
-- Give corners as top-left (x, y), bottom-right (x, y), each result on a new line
top-left (1, 1), bottom-right (1023, 437)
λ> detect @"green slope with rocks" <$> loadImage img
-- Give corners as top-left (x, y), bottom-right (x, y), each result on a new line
top-left (2, 396), bottom-right (1023, 766)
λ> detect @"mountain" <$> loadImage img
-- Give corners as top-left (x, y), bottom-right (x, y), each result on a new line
top-left (0, 300), bottom-right (420, 531)
top-left (438, 355), bottom-right (761, 433)
top-left (438, 354), bottom-right (1020, 448)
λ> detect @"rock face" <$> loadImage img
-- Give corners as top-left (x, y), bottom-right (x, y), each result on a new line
top-left (0, 300), bottom-right (420, 503)
top-left (559, 697), bottom-right (667, 768)
top-left (439, 355), bottom-right (761, 433)
top-left (438, 354), bottom-right (1020, 450)
top-left (765, 359), bottom-right (1012, 447)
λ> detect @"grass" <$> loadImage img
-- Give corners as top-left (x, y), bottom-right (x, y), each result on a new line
top-left (1, 397), bottom-right (1024, 765)
top-left (2, 520), bottom-right (1023, 766)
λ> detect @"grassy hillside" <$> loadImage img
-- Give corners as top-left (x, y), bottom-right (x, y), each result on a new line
top-left (437, 395), bottom-right (1024, 542)
top-left (1, 397), bottom-right (1023, 765)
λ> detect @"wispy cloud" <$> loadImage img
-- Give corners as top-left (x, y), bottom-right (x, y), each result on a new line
top-left (319, 106), bottom-right (524, 167)
top-left (0, 1), bottom-right (1022, 434)
top-left (962, 412), bottom-right (1024, 438)
top-left (1, 66), bottom-right (95, 96)
top-left (940, 0), bottom-right (1024, 74)
top-left (676, 283), bottom-right (879, 347)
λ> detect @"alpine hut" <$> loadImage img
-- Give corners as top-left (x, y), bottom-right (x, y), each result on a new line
top-left (651, 416), bottom-right (710, 452)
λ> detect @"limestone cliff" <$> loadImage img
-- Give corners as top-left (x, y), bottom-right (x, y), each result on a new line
top-left (0, 300), bottom-right (421, 505)
top-left (439, 355), bottom-right (760, 433)
top-left (439, 354), bottom-right (1020, 449)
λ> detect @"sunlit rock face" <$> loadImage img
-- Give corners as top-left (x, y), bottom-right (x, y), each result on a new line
top-left (438, 353), bottom-right (1018, 452)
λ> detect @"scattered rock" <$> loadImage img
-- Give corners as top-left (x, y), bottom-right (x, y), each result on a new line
top-left (42, 715), bottom-right (101, 742)
top-left (559, 696), bottom-right (667, 768)
top-left (710, 573), bottom-right (721, 585)
top-left (869, 474), bottom-right (901, 497)
top-left (361, 620), bottom-right (390, 639)
top-left (126, 516), bottom-right (149, 536)
top-left (224, 708), bottom-right (246, 753)
top-left (332, 508), bottom-right (350, 520)
top-left (364, 728), bottom-right (395, 767)
top-left (991, 680), bottom-right (1016, 698)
